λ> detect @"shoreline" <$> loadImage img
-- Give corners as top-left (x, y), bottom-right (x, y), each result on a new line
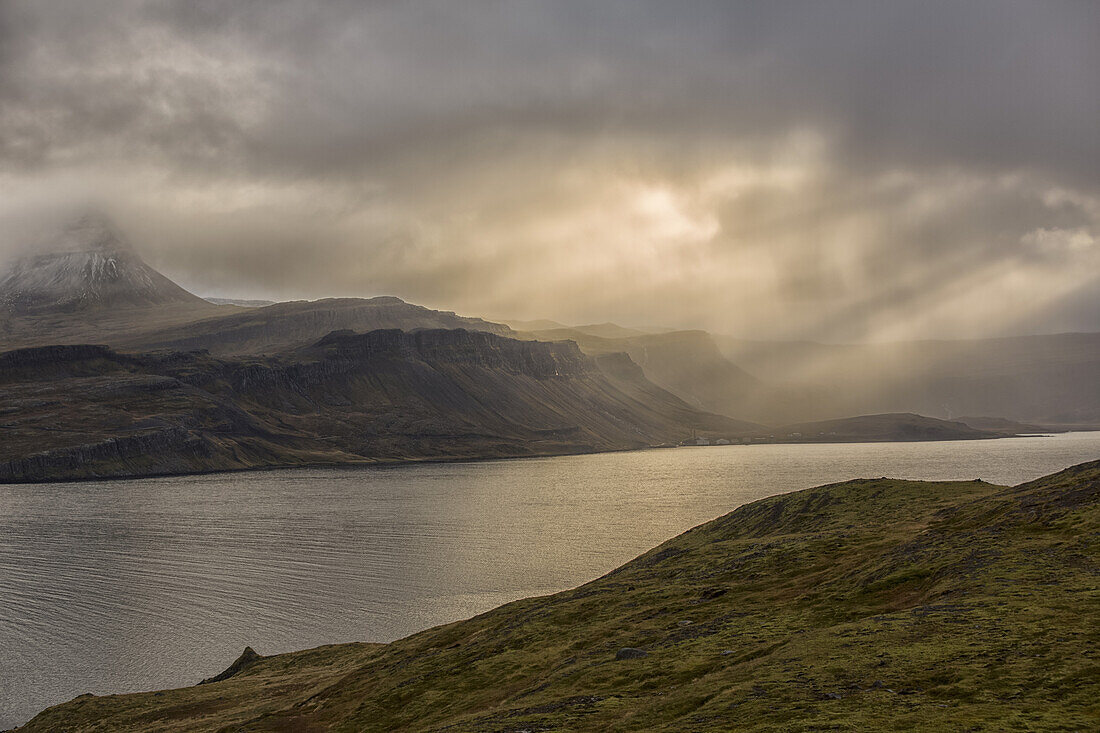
top-left (11, 458), bottom-right (1099, 731)
top-left (1, 429), bottom-right (1084, 486)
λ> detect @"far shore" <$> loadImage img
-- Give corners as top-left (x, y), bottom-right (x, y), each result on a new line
top-left (5, 428), bottom-right (1094, 486)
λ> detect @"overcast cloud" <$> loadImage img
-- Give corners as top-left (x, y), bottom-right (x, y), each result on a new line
top-left (0, 0), bottom-right (1097, 340)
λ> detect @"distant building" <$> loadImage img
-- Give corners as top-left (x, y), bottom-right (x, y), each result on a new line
top-left (715, 438), bottom-right (730, 445)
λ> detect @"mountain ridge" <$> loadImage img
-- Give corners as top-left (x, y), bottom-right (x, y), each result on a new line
top-left (0, 328), bottom-right (748, 483)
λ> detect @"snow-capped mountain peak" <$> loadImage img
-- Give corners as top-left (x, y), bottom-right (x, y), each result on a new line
top-left (0, 211), bottom-right (204, 314)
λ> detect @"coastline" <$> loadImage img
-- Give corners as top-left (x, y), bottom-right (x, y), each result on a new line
top-left (0, 430), bottom-right (1066, 486)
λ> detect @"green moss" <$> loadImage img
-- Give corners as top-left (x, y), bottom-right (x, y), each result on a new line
top-left (16, 461), bottom-right (1100, 732)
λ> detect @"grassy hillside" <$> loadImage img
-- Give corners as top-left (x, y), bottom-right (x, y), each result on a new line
top-left (17, 460), bottom-right (1099, 731)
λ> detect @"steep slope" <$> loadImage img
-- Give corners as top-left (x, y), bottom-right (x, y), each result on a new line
top-left (0, 212), bottom-right (205, 314)
top-left (0, 329), bottom-right (745, 482)
top-left (18, 460), bottom-right (1100, 731)
top-left (524, 328), bottom-right (761, 422)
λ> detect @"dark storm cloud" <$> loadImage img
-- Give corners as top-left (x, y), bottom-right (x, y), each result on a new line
top-left (0, 0), bottom-right (1097, 339)
top-left (4, 0), bottom-right (1095, 181)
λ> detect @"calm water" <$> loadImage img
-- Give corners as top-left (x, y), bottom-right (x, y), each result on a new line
top-left (2, 432), bottom-right (1099, 728)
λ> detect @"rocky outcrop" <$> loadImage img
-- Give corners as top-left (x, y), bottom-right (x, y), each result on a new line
top-left (0, 427), bottom-right (214, 482)
top-left (199, 647), bottom-right (263, 685)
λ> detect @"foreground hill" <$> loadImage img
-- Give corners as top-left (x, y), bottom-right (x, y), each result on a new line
top-left (18, 460), bottom-right (1100, 731)
top-left (0, 329), bottom-right (747, 482)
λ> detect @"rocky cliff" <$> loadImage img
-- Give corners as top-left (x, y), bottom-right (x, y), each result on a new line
top-left (0, 329), bottom-right (745, 482)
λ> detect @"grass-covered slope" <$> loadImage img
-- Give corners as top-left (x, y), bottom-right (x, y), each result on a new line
top-left (16, 461), bottom-right (1100, 731)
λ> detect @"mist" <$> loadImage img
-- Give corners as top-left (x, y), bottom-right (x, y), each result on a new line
top-left (1, 0), bottom-right (1097, 341)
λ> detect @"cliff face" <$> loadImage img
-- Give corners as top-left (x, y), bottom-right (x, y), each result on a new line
top-left (522, 327), bottom-right (761, 422)
top-left (0, 428), bottom-right (215, 483)
top-left (0, 329), bottom-right (744, 482)
top-left (301, 328), bottom-right (592, 377)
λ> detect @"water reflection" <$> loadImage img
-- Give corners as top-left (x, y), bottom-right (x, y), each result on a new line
top-left (2, 432), bottom-right (1099, 728)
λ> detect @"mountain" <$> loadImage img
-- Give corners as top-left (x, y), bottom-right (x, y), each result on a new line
top-left (203, 297), bottom-right (278, 307)
top-left (0, 294), bottom-right (519, 356)
top-left (715, 332), bottom-right (1100, 426)
top-left (18, 460), bottom-right (1100, 731)
top-left (0, 329), bottom-right (747, 482)
top-left (777, 412), bottom-right (1007, 442)
top-left (522, 328), bottom-right (761, 422)
top-left (516, 325), bottom-right (1100, 427)
top-left (503, 318), bottom-right (569, 331)
top-left (120, 296), bottom-right (516, 355)
top-left (0, 216), bottom-right (516, 356)
top-left (954, 415), bottom-right (1051, 434)
top-left (0, 212), bottom-right (205, 314)
top-left (570, 322), bottom-right (651, 339)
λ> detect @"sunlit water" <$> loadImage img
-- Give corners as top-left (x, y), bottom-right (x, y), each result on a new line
top-left (2, 432), bottom-right (1099, 727)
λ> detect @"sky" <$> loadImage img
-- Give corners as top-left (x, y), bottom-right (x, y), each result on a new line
top-left (0, 0), bottom-right (1097, 341)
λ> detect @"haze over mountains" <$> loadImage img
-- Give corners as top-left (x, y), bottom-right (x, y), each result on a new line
top-left (0, 212), bottom-right (1096, 483)
top-left (515, 326), bottom-right (761, 424)
top-left (0, 212), bottom-right (205, 314)
top-left (0, 214), bottom-right (759, 481)
top-left (518, 325), bottom-right (1100, 427)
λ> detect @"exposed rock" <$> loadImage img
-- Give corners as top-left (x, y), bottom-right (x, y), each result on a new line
top-left (615, 648), bottom-right (648, 660)
top-left (199, 647), bottom-right (262, 685)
